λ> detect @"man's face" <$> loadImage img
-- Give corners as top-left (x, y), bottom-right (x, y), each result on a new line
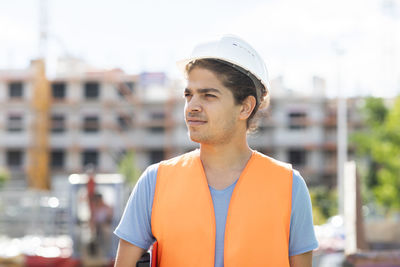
top-left (184, 67), bottom-right (243, 145)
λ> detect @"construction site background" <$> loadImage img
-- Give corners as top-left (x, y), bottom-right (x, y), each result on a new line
top-left (0, 57), bottom-right (399, 266)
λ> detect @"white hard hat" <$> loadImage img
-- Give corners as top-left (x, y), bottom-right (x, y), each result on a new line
top-left (177, 35), bottom-right (270, 95)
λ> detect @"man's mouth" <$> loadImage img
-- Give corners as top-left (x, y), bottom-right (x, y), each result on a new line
top-left (186, 118), bottom-right (207, 126)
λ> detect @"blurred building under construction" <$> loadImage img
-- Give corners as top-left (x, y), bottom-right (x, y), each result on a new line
top-left (0, 57), bottom-right (364, 190)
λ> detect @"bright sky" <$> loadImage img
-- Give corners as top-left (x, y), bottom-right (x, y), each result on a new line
top-left (1, 0), bottom-right (399, 97)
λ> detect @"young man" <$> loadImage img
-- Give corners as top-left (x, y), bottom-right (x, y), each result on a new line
top-left (114, 35), bottom-right (318, 267)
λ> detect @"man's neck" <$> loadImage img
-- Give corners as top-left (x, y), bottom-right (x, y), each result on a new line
top-left (199, 141), bottom-right (252, 190)
top-left (199, 137), bottom-right (253, 173)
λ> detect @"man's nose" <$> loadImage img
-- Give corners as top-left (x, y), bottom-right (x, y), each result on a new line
top-left (186, 95), bottom-right (202, 112)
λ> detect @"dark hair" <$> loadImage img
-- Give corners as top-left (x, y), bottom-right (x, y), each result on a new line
top-left (185, 59), bottom-right (269, 131)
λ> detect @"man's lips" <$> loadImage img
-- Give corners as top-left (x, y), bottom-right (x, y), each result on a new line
top-left (186, 118), bottom-right (207, 126)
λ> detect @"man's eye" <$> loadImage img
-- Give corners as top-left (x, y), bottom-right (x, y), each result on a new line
top-left (184, 93), bottom-right (191, 98)
top-left (205, 94), bottom-right (216, 98)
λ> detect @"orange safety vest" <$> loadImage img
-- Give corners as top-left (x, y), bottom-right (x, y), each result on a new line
top-left (151, 150), bottom-right (293, 267)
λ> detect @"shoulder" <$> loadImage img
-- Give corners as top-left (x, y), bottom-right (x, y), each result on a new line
top-left (291, 170), bottom-right (310, 200)
top-left (290, 170), bottom-right (314, 219)
top-left (159, 150), bottom-right (199, 167)
top-left (133, 163), bottom-right (159, 194)
top-left (143, 163), bottom-right (159, 178)
top-left (254, 151), bottom-right (292, 171)
top-left (289, 170), bottom-right (319, 255)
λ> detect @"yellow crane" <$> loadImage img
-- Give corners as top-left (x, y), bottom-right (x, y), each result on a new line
top-left (28, 59), bottom-right (50, 190)
top-left (26, 0), bottom-right (50, 190)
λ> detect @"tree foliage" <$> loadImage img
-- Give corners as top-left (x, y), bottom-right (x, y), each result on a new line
top-left (118, 151), bottom-right (141, 187)
top-left (309, 186), bottom-right (338, 225)
top-left (351, 96), bottom-right (400, 213)
top-left (0, 167), bottom-right (10, 188)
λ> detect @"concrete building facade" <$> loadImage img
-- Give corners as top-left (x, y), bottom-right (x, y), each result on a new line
top-left (0, 60), bottom-right (363, 189)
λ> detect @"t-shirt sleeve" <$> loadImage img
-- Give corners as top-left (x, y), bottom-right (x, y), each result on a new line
top-left (113, 163), bottom-right (158, 250)
top-left (289, 170), bottom-right (319, 256)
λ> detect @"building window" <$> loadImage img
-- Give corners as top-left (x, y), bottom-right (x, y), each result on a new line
top-left (323, 150), bottom-right (336, 175)
top-left (8, 82), bottom-right (23, 98)
top-left (118, 82), bottom-right (135, 98)
top-left (7, 150), bottom-right (23, 168)
top-left (151, 112), bottom-right (165, 120)
top-left (52, 82), bottom-right (66, 99)
top-left (260, 148), bottom-right (275, 157)
top-left (51, 115), bottom-right (66, 133)
top-left (83, 116), bottom-right (99, 133)
top-left (84, 82), bottom-right (100, 99)
top-left (149, 126), bottom-right (164, 133)
top-left (82, 150), bottom-right (99, 168)
top-left (288, 111), bottom-right (307, 130)
top-left (51, 150), bottom-right (65, 168)
top-left (7, 114), bottom-right (23, 132)
top-left (118, 115), bottom-right (132, 131)
top-left (149, 150), bottom-right (164, 164)
top-left (288, 149), bottom-right (307, 166)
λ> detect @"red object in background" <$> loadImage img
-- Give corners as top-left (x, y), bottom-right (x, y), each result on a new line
top-left (87, 174), bottom-right (96, 220)
top-left (87, 174), bottom-right (95, 200)
top-left (25, 256), bottom-right (80, 267)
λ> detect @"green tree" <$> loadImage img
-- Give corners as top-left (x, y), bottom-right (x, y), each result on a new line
top-left (118, 151), bottom-right (141, 187)
top-left (351, 96), bottom-right (400, 214)
top-left (309, 186), bottom-right (338, 225)
top-left (0, 167), bottom-right (10, 188)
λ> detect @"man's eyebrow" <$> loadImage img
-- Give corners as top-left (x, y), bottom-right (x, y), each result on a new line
top-left (184, 88), bottom-right (221, 94)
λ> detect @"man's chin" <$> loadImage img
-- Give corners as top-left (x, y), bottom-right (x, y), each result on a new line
top-left (187, 132), bottom-right (203, 144)
top-left (188, 135), bottom-right (201, 143)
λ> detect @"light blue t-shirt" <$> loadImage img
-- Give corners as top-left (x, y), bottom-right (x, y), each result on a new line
top-left (115, 162), bottom-right (318, 266)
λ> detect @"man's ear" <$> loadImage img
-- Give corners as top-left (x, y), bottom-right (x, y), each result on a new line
top-left (239, 95), bottom-right (256, 121)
